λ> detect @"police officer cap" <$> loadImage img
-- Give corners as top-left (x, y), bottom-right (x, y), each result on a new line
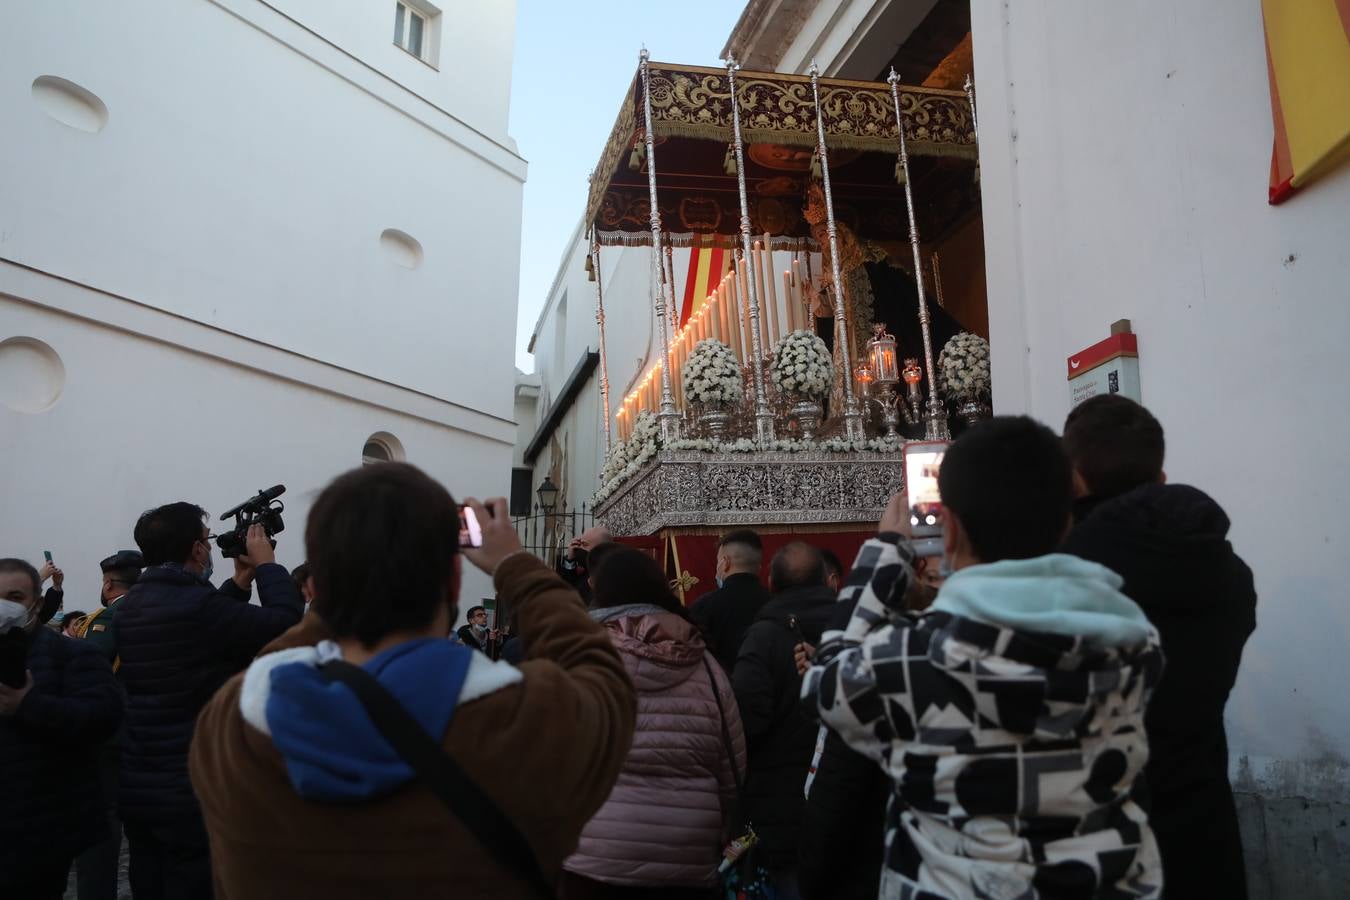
top-left (100, 550), bottom-right (144, 573)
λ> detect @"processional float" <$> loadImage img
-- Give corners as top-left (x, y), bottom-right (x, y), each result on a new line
top-left (589, 52), bottom-right (980, 557)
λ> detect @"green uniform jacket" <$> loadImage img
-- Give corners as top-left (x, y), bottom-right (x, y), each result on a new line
top-left (77, 596), bottom-right (122, 665)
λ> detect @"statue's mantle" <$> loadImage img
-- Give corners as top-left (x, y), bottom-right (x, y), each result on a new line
top-left (594, 450), bottom-right (902, 536)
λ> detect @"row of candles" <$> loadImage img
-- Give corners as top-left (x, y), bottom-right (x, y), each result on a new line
top-left (615, 240), bottom-right (822, 442)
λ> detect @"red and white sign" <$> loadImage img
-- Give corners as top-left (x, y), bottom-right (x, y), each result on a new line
top-left (1068, 332), bottom-right (1140, 408)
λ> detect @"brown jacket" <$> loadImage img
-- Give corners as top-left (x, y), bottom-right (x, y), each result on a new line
top-left (189, 553), bottom-right (636, 899)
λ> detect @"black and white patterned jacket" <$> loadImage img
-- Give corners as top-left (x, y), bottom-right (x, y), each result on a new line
top-left (802, 535), bottom-right (1165, 900)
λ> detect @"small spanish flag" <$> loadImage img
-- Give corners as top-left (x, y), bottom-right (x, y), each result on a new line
top-left (1264, 0), bottom-right (1350, 204)
top-left (679, 235), bottom-right (731, 327)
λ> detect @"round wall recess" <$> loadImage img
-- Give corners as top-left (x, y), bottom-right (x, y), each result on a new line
top-left (32, 75), bottom-right (108, 133)
top-left (0, 337), bottom-right (67, 413)
top-left (379, 229), bottom-right (423, 269)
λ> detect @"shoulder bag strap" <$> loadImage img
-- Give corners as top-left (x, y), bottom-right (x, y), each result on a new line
top-left (317, 660), bottom-right (554, 899)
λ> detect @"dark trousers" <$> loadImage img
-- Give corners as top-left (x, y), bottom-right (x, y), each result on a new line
top-left (558, 871), bottom-right (719, 900)
top-left (124, 816), bottom-right (211, 900)
top-left (76, 745), bottom-right (122, 900)
top-left (0, 857), bottom-right (73, 900)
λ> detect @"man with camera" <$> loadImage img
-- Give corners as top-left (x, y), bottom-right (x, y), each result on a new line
top-left (115, 501), bottom-right (303, 899)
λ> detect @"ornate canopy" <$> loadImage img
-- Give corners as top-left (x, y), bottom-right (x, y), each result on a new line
top-left (587, 61), bottom-right (977, 249)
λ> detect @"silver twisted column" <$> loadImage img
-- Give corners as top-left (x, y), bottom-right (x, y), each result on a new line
top-left (887, 67), bottom-right (950, 441)
top-left (725, 58), bottom-right (774, 443)
top-left (638, 48), bottom-right (681, 442)
top-left (808, 61), bottom-right (865, 442)
top-left (591, 237), bottom-right (613, 452)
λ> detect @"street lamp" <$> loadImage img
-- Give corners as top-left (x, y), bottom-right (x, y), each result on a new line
top-left (536, 476), bottom-right (559, 514)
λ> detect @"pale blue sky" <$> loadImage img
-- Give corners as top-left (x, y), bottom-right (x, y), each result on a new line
top-left (508, 1), bottom-right (744, 372)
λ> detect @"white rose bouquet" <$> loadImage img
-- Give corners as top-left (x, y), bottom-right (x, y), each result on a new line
top-left (681, 339), bottom-right (744, 405)
top-left (938, 332), bottom-right (992, 401)
top-left (771, 330), bottom-right (833, 400)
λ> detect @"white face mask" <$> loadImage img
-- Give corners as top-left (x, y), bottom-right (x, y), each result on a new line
top-left (0, 598), bottom-right (37, 633)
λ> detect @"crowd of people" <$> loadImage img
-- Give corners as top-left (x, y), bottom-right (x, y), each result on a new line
top-left (0, 395), bottom-right (1255, 899)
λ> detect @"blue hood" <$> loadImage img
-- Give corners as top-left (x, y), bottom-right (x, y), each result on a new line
top-left (931, 553), bottom-right (1153, 648)
top-left (260, 638), bottom-right (473, 802)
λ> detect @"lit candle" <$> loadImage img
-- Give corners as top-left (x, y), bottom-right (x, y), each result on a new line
top-left (763, 235), bottom-right (782, 347)
top-left (752, 243), bottom-right (768, 354)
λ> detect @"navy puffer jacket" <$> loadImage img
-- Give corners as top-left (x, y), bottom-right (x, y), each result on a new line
top-left (0, 627), bottom-right (123, 874)
top-left (115, 563), bottom-right (302, 821)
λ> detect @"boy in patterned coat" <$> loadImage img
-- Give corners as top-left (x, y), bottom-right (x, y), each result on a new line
top-left (803, 416), bottom-right (1165, 899)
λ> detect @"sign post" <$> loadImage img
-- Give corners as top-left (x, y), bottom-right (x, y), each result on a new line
top-left (1068, 320), bottom-right (1141, 408)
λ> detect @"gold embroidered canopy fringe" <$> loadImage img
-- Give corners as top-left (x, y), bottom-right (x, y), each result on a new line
top-left (586, 61), bottom-right (977, 247)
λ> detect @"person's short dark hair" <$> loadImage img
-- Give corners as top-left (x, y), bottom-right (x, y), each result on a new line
top-left (938, 415), bottom-right (1073, 562)
top-left (307, 462), bottom-right (459, 648)
top-left (1062, 395), bottom-right (1165, 499)
top-left (718, 529), bottom-right (762, 551)
top-left (291, 563), bottom-right (310, 591)
top-left (466, 605), bottom-right (486, 622)
top-left (134, 502), bottom-right (208, 566)
top-left (590, 546), bottom-right (688, 620)
top-left (0, 558), bottom-right (40, 604)
top-left (769, 542), bottom-right (827, 592)
top-left (820, 548), bottom-right (844, 582)
top-left (63, 611), bottom-right (87, 625)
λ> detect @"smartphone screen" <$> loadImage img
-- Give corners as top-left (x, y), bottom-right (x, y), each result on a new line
top-left (903, 441), bottom-right (949, 537)
top-left (458, 505), bottom-right (483, 549)
top-left (43, 550), bottom-right (53, 563)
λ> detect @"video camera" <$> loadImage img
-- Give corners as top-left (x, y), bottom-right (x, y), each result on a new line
top-left (216, 485), bottom-right (286, 559)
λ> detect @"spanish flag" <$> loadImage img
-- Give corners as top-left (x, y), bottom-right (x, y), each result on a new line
top-left (1264, 0), bottom-right (1350, 203)
top-left (679, 235), bottom-right (731, 327)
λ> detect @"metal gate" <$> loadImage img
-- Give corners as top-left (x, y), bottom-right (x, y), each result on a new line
top-left (512, 503), bottom-right (595, 567)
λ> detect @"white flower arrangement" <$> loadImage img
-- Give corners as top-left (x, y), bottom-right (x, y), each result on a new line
top-left (681, 339), bottom-right (744, 405)
top-left (598, 440), bottom-right (629, 486)
top-left (771, 330), bottom-right (834, 400)
top-left (938, 332), bottom-right (992, 401)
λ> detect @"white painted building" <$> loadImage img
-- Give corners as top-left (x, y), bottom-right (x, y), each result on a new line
top-left (1, 0), bottom-right (525, 603)
top-left (727, 0), bottom-right (1350, 893)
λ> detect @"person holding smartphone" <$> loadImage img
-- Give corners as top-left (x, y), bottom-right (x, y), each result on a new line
top-left (803, 417), bottom-right (1164, 900)
top-left (189, 462), bottom-right (636, 899)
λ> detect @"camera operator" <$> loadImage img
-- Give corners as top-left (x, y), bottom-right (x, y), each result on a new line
top-left (115, 501), bottom-right (303, 899)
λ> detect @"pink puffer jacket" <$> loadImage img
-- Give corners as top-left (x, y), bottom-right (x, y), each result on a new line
top-left (563, 606), bottom-right (747, 888)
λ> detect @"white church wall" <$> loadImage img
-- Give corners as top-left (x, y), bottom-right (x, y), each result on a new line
top-left (1, 0), bottom-right (525, 605)
top-left (972, 0), bottom-right (1350, 892)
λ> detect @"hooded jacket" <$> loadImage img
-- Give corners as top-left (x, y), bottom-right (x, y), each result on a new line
top-left (804, 536), bottom-right (1165, 900)
top-left (564, 604), bottom-right (746, 888)
top-left (189, 553), bottom-right (636, 900)
top-left (1064, 483), bottom-right (1256, 899)
top-left (731, 583), bottom-right (835, 865)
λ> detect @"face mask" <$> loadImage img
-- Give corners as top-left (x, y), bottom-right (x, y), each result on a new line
top-left (715, 576), bottom-right (725, 589)
top-left (202, 560), bottom-right (214, 583)
top-left (0, 598), bottom-right (37, 633)
top-left (938, 555), bottom-right (955, 579)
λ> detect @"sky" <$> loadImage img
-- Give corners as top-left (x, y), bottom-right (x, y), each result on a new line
top-left (508, 0), bottom-right (744, 373)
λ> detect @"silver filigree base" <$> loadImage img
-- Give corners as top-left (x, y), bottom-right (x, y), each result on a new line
top-left (789, 396), bottom-right (824, 441)
top-left (956, 398), bottom-right (991, 427)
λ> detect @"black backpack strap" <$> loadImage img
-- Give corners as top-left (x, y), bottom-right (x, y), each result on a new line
top-left (317, 660), bottom-right (554, 899)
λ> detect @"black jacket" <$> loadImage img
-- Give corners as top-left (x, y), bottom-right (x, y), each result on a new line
top-left (114, 563), bottom-right (303, 822)
top-left (798, 598), bottom-right (887, 900)
top-left (1064, 483), bottom-right (1256, 899)
top-left (730, 584), bottom-right (834, 865)
top-left (690, 572), bottom-right (770, 673)
top-left (0, 627), bottom-right (123, 878)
